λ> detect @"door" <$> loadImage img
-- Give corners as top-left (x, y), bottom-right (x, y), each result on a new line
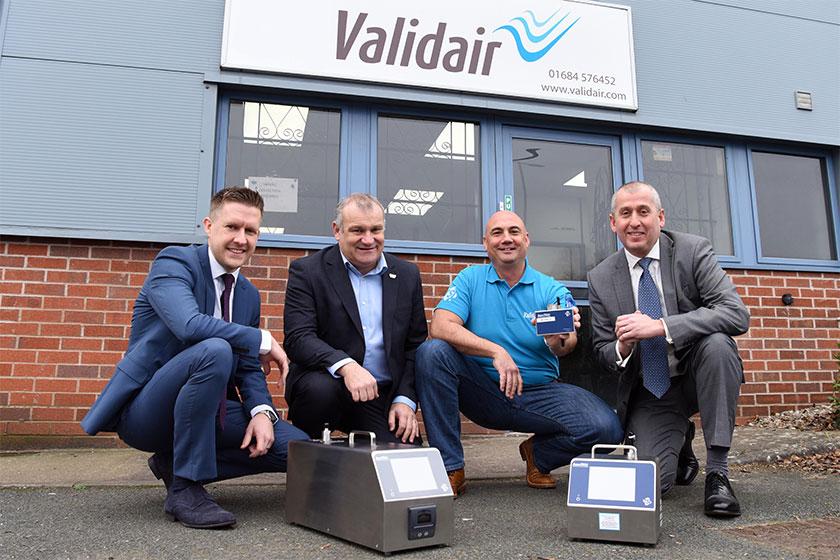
top-left (500, 127), bottom-right (623, 291)
top-left (500, 127), bottom-right (623, 404)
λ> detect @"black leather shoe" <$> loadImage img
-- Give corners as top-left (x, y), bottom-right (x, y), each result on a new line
top-left (704, 472), bottom-right (741, 518)
top-left (676, 421), bottom-right (699, 486)
top-left (148, 453), bottom-right (173, 490)
top-left (164, 483), bottom-right (237, 529)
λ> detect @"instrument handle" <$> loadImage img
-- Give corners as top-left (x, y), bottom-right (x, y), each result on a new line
top-left (348, 431), bottom-right (377, 448)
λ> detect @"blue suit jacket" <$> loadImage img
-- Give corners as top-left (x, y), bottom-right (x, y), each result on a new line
top-left (81, 244), bottom-right (272, 435)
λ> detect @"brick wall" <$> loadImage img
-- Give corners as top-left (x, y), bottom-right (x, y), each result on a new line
top-left (1, 236), bottom-right (838, 448)
top-left (728, 271), bottom-right (839, 418)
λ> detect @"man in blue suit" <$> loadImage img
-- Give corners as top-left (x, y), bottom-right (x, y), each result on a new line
top-left (81, 187), bottom-right (308, 529)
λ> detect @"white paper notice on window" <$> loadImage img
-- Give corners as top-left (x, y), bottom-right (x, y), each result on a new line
top-left (651, 144), bottom-right (672, 162)
top-left (587, 466), bottom-right (636, 502)
top-left (246, 176), bottom-right (298, 213)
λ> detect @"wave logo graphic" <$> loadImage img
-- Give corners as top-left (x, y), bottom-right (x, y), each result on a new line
top-left (495, 9), bottom-right (581, 62)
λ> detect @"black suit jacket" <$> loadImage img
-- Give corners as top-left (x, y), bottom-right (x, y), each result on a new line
top-left (283, 245), bottom-right (428, 404)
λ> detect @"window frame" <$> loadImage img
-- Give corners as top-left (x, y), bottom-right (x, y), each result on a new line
top-left (370, 107), bottom-right (496, 256)
top-left (499, 125), bottom-right (624, 292)
top-left (634, 134), bottom-right (742, 265)
top-left (215, 91), bottom-right (495, 256)
top-left (746, 145), bottom-right (840, 268)
top-left (214, 90), bottom-right (840, 274)
top-left (215, 91), bottom-right (349, 250)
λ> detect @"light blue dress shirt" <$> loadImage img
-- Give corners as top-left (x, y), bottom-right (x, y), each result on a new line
top-left (327, 252), bottom-right (416, 411)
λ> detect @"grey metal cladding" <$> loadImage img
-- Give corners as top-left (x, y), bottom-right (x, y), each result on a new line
top-left (709, 0), bottom-right (840, 24)
top-left (0, 57), bottom-right (203, 235)
top-left (627, 0), bottom-right (840, 145)
top-left (2, 0), bottom-right (225, 72)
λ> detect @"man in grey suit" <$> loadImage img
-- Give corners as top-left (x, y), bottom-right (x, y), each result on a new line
top-left (587, 181), bottom-right (750, 517)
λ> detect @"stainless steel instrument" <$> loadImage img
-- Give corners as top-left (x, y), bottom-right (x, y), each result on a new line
top-left (286, 431), bottom-right (454, 553)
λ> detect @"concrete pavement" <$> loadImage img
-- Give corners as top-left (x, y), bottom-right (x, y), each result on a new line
top-left (1, 425), bottom-right (838, 488)
top-left (1, 426), bottom-right (838, 559)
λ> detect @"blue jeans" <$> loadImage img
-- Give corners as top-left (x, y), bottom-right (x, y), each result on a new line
top-left (416, 339), bottom-right (623, 473)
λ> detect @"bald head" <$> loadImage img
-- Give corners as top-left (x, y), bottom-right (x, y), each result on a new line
top-left (483, 211), bottom-right (530, 270)
top-left (485, 211), bottom-right (527, 237)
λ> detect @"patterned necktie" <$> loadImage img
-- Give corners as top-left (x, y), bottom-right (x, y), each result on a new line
top-left (637, 258), bottom-right (671, 398)
top-left (218, 273), bottom-right (235, 427)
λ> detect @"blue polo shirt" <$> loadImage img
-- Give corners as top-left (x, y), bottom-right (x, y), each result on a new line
top-left (436, 263), bottom-right (575, 386)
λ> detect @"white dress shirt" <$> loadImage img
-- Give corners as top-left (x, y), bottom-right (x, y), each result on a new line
top-left (207, 247), bottom-right (275, 419)
top-left (615, 241), bottom-right (679, 376)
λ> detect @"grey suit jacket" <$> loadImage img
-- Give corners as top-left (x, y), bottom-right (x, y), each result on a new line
top-left (587, 230), bottom-right (750, 423)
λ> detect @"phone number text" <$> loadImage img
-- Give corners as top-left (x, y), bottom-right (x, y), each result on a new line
top-left (547, 70), bottom-right (617, 86)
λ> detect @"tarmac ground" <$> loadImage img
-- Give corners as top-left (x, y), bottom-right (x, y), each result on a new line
top-left (1, 426), bottom-right (838, 560)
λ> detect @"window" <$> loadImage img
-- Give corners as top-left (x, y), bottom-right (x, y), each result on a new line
top-left (641, 141), bottom-right (733, 255)
top-left (215, 93), bottom-right (839, 272)
top-left (377, 116), bottom-right (482, 244)
top-left (751, 151), bottom-right (836, 261)
top-left (224, 101), bottom-right (340, 236)
top-left (511, 137), bottom-right (616, 282)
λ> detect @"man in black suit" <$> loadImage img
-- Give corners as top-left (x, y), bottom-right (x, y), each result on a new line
top-left (283, 193), bottom-right (428, 443)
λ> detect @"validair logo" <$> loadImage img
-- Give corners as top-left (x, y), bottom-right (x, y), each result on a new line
top-left (495, 9), bottom-right (581, 62)
top-left (336, 10), bottom-right (502, 76)
top-left (335, 9), bottom-right (580, 76)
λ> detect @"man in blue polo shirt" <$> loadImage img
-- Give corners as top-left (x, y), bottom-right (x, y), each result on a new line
top-left (416, 211), bottom-right (622, 495)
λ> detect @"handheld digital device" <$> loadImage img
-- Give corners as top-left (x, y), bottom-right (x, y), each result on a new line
top-left (535, 308), bottom-right (575, 335)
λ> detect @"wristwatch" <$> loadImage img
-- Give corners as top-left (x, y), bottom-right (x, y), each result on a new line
top-left (259, 409), bottom-right (279, 424)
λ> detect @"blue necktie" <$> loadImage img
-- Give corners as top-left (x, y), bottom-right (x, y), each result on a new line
top-left (637, 258), bottom-right (670, 398)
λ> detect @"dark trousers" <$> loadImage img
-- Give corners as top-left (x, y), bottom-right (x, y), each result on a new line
top-left (116, 338), bottom-right (308, 482)
top-left (287, 370), bottom-right (408, 444)
top-left (626, 333), bottom-right (744, 494)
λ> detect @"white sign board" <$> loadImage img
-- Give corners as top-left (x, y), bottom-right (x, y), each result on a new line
top-left (222, 0), bottom-right (638, 110)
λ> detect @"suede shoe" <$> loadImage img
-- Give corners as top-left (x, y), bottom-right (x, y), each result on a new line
top-left (704, 472), bottom-right (742, 518)
top-left (164, 483), bottom-right (237, 529)
top-left (447, 468), bottom-right (466, 497)
top-left (518, 436), bottom-right (557, 489)
top-left (676, 421), bottom-right (700, 486)
top-left (148, 453), bottom-right (174, 490)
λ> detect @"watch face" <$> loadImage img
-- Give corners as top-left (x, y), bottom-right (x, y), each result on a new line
top-left (264, 410), bottom-right (278, 423)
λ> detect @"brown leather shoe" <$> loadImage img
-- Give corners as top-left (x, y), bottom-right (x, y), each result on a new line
top-left (518, 436), bottom-right (557, 489)
top-left (447, 468), bottom-right (466, 497)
